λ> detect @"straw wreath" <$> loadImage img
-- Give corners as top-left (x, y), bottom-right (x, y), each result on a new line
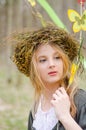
top-left (12, 25), bottom-right (79, 77)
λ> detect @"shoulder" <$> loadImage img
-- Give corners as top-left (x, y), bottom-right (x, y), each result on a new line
top-left (29, 99), bottom-right (39, 119)
top-left (74, 89), bottom-right (86, 109)
top-left (74, 89), bottom-right (86, 127)
top-left (28, 100), bottom-right (40, 130)
top-left (28, 111), bottom-right (33, 130)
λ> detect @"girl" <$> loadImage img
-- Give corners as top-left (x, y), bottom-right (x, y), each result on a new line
top-left (12, 25), bottom-right (86, 130)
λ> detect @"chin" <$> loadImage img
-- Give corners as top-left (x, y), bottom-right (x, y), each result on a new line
top-left (46, 79), bottom-right (60, 84)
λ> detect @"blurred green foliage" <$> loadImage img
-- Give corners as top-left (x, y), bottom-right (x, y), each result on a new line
top-left (0, 68), bottom-right (34, 130)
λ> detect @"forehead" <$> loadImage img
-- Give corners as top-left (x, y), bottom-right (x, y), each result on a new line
top-left (35, 44), bottom-right (59, 57)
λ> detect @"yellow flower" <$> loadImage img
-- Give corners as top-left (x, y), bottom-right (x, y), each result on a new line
top-left (68, 9), bottom-right (86, 33)
top-left (28, 0), bottom-right (36, 6)
top-left (69, 63), bottom-right (78, 85)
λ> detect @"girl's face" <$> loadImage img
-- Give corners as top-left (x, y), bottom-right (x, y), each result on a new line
top-left (35, 44), bottom-right (64, 85)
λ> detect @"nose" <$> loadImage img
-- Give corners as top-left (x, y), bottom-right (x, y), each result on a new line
top-left (48, 59), bottom-right (55, 68)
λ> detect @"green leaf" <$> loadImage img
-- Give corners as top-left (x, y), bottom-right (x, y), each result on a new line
top-left (84, 58), bottom-right (86, 69)
top-left (37, 0), bottom-right (67, 30)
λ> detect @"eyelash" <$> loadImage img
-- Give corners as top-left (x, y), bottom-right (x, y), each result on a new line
top-left (39, 56), bottom-right (60, 62)
top-left (39, 59), bottom-right (46, 63)
top-left (54, 56), bottom-right (60, 59)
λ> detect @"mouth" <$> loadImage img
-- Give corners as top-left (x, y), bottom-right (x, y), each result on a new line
top-left (48, 71), bottom-right (57, 76)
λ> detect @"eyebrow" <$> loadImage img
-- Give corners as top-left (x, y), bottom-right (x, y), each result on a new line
top-left (37, 52), bottom-right (60, 59)
top-left (37, 56), bottom-right (47, 60)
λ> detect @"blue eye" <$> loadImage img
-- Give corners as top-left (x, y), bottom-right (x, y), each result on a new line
top-left (54, 56), bottom-right (60, 59)
top-left (39, 59), bottom-right (46, 63)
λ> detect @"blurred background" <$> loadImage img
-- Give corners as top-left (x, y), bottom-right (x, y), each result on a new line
top-left (0, 0), bottom-right (86, 130)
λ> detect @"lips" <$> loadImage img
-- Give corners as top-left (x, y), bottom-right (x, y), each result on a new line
top-left (48, 71), bottom-right (57, 76)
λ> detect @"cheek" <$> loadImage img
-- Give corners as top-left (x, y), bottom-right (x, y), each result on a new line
top-left (61, 64), bottom-right (64, 75)
top-left (61, 62), bottom-right (64, 71)
top-left (58, 61), bottom-right (64, 74)
top-left (37, 64), bottom-right (45, 76)
top-left (37, 67), bottom-right (46, 81)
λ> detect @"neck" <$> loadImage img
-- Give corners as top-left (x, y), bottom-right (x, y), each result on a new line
top-left (41, 82), bottom-right (61, 111)
top-left (43, 82), bottom-right (61, 97)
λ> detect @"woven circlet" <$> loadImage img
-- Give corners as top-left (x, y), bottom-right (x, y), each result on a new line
top-left (12, 25), bottom-right (79, 77)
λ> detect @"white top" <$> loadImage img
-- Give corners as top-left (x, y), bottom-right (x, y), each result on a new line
top-left (32, 98), bottom-right (58, 130)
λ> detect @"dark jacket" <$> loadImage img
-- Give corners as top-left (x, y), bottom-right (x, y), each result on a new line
top-left (28, 89), bottom-right (86, 130)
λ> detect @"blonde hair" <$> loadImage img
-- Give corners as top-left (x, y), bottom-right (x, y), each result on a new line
top-left (30, 43), bottom-right (77, 118)
top-left (12, 25), bottom-right (79, 77)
